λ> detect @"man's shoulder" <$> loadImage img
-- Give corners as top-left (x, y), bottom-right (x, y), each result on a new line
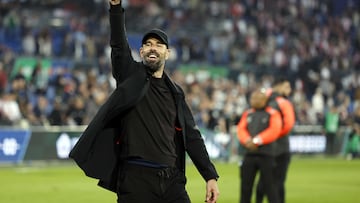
top-left (275, 96), bottom-right (292, 105)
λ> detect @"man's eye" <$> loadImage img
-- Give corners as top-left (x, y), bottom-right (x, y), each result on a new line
top-left (144, 42), bottom-right (165, 48)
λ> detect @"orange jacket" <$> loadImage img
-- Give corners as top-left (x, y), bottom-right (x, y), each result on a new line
top-left (237, 106), bottom-right (282, 146)
top-left (273, 96), bottom-right (295, 137)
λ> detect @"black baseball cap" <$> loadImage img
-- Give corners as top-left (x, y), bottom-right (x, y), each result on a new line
top-left (142, 28), bottom-right (169, 48)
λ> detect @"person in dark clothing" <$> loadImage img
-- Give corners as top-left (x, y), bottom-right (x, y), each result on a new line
top-left (48, 97), bottom-right (65, 125)
top-left (237, 88), bottom-right (282, 203)
top-left (69, 1), bottom-right (219, 203)
top-left (256, 77), bottom-right (296, 203)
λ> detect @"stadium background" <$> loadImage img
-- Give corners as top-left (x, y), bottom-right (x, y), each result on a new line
top-left (0, 0), bottom-right (360, 202)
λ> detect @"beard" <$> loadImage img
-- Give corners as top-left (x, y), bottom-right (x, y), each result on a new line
top-left (144, 59), bottom-right (161, 73)
top-left (143, 51), bottom-right (164, 73)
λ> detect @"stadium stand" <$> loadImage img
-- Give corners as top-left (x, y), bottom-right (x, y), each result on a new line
top-left (0, 0), bottom-right (359, 159)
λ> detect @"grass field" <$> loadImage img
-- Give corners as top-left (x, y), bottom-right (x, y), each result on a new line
top-left (0, 156), bottom-right (359, 203)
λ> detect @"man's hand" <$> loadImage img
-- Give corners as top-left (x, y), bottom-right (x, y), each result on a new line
top-left (205, 179), bottom-right (219, 203)
top-left (245, 139), bottom-right (258, 151)
top-left (109, 0), bottom-right (121, 5)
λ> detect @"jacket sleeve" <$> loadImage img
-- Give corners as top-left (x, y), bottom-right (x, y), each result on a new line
top-left (109, 4), bottom-right (136, 83)
top-left (182, 101), bottom-right (219, 181)
top-left (277, 97), bottom-right (295, 137)
top-left (236, 110), bottom-right (252, 145)
top-left (257, 107), bottom-right (282, 145)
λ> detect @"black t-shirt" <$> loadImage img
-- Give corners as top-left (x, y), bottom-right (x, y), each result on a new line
top-left (119, 76), bottom-right (177, 167)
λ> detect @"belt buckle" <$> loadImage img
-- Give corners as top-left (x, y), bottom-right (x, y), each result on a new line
top-left (157, 167), bottom-right (175, 178)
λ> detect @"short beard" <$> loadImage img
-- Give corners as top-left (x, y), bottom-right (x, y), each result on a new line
top-left (143, 59), bottom-right (162, 73)
top-left (143, 51), bottom-right (163, 73)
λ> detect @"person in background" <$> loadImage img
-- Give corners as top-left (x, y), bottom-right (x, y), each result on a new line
top-left (256, 77), bottom-right (296, 203)
top-left (345, 123), bottom-right (360, 160)
top-left (323, 105), bottom-right (340, 155)
top-left (237, 88), bottom-right (282, 203)
top-left (345, 106), bottom-right (360, 160)
top-left (32, 94), bottom-right (51, 126)
top-left (0, 91), bottom-right (23, 125)
top-left (69, 1), bottom-right (220, 203)
top-left (47, 97), bottom-right (65, 125)
top-left (0, 62), bottom-right (8, 93)
top-left (65, 95), bottom-right (87, 125)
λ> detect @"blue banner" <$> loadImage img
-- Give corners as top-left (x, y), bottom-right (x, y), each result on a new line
top-left (0, 129), bottom-right (31, 163)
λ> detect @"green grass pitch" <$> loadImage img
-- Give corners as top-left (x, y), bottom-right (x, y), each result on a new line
top-left (0, 156), bottom-right (359, 203)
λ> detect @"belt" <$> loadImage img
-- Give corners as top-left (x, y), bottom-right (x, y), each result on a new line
top-left (156, 167), bottom-right (179, 178)
top-left (126, 158), bottom-right (169, 169)
top-left (123, 159), bottom-right (179, 179)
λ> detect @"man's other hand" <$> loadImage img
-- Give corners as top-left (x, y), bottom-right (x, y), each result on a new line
top-left (245, 139), bottom-right (258, 151)
top-left (205, 179), bottom-right (219, 203)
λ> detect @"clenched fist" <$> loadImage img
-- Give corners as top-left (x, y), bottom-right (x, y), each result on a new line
top-left (109, 0), bottom-right (121, 5)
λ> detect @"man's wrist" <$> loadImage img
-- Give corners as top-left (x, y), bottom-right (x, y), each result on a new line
top-left (252, 136), bottom-right (262, 145)
top-left (207, 177), bottom-right (218, 182)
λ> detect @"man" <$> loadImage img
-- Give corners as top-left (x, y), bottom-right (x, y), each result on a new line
top-left (69, 0), bottom-right (220, 203)
top-left (346, 106), bottom-right (360, 159)
top-left (256, 77), bottom-right (296, 203)
top-left (237, 88), bottom-right (282, 203)
top-left (323, 105), bottom-right (340, 155)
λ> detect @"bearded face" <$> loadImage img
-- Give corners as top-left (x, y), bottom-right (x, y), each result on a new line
top-left (142, 50), bottom-right (164, 72)
top-left (140, 38), bottom-right (169, 73)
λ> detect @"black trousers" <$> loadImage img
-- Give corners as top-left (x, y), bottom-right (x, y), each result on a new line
top-left (325, 132), bottom-right (337, 155)
top-left (116, 162), bottom-right (190, 203)
top-left (240, 154), bottom-right (278, 203)
top-left (256, 153), bottom-right (291, 203)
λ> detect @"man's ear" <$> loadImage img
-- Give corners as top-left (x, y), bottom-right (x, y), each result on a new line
top-left (139, 47), bottom-right (144, 58)
top-left (165, 48), bottom-right (170, 60)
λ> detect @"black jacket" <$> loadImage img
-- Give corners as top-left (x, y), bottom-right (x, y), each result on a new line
top-left (69, 4), bottom-right (218, 193)
top-left (268, 92), bottom-right (295, 155)
top-left (237, 107), bottom-right (282, 156)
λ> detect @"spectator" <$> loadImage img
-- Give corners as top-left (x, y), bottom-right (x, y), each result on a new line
top-left (0, 0), bottom-right (359, 128)
top-left (312, 87), bottom-right (325, 123)
top-left (0, 62), bottom-right (7, 93)
top-left (214, 116), bottom-right (232, 161)
top-left (31, 94), bottom-right (51, 126)
top-left (30, 62), bottom-right (48, 93)
top-left (48, 97), bottom-right (65, 126)
top-left (65, 95), bottom-right (86, 126)
top-left (22, 29), bottom-right (36, 56)
top-left (0, 91), bottom-right (22, 125)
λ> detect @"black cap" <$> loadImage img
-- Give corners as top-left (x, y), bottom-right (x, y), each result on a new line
top-left (142, 28), bottom-right (169, 47)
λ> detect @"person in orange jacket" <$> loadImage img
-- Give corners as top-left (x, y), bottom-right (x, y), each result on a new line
top-left (237, 88), bottom-right (282, 203)
top-left (256, 77), bottom-right (296, 203)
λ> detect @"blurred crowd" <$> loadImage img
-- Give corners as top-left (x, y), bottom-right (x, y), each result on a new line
top-left (0, 0), bottom-right (360, 143)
